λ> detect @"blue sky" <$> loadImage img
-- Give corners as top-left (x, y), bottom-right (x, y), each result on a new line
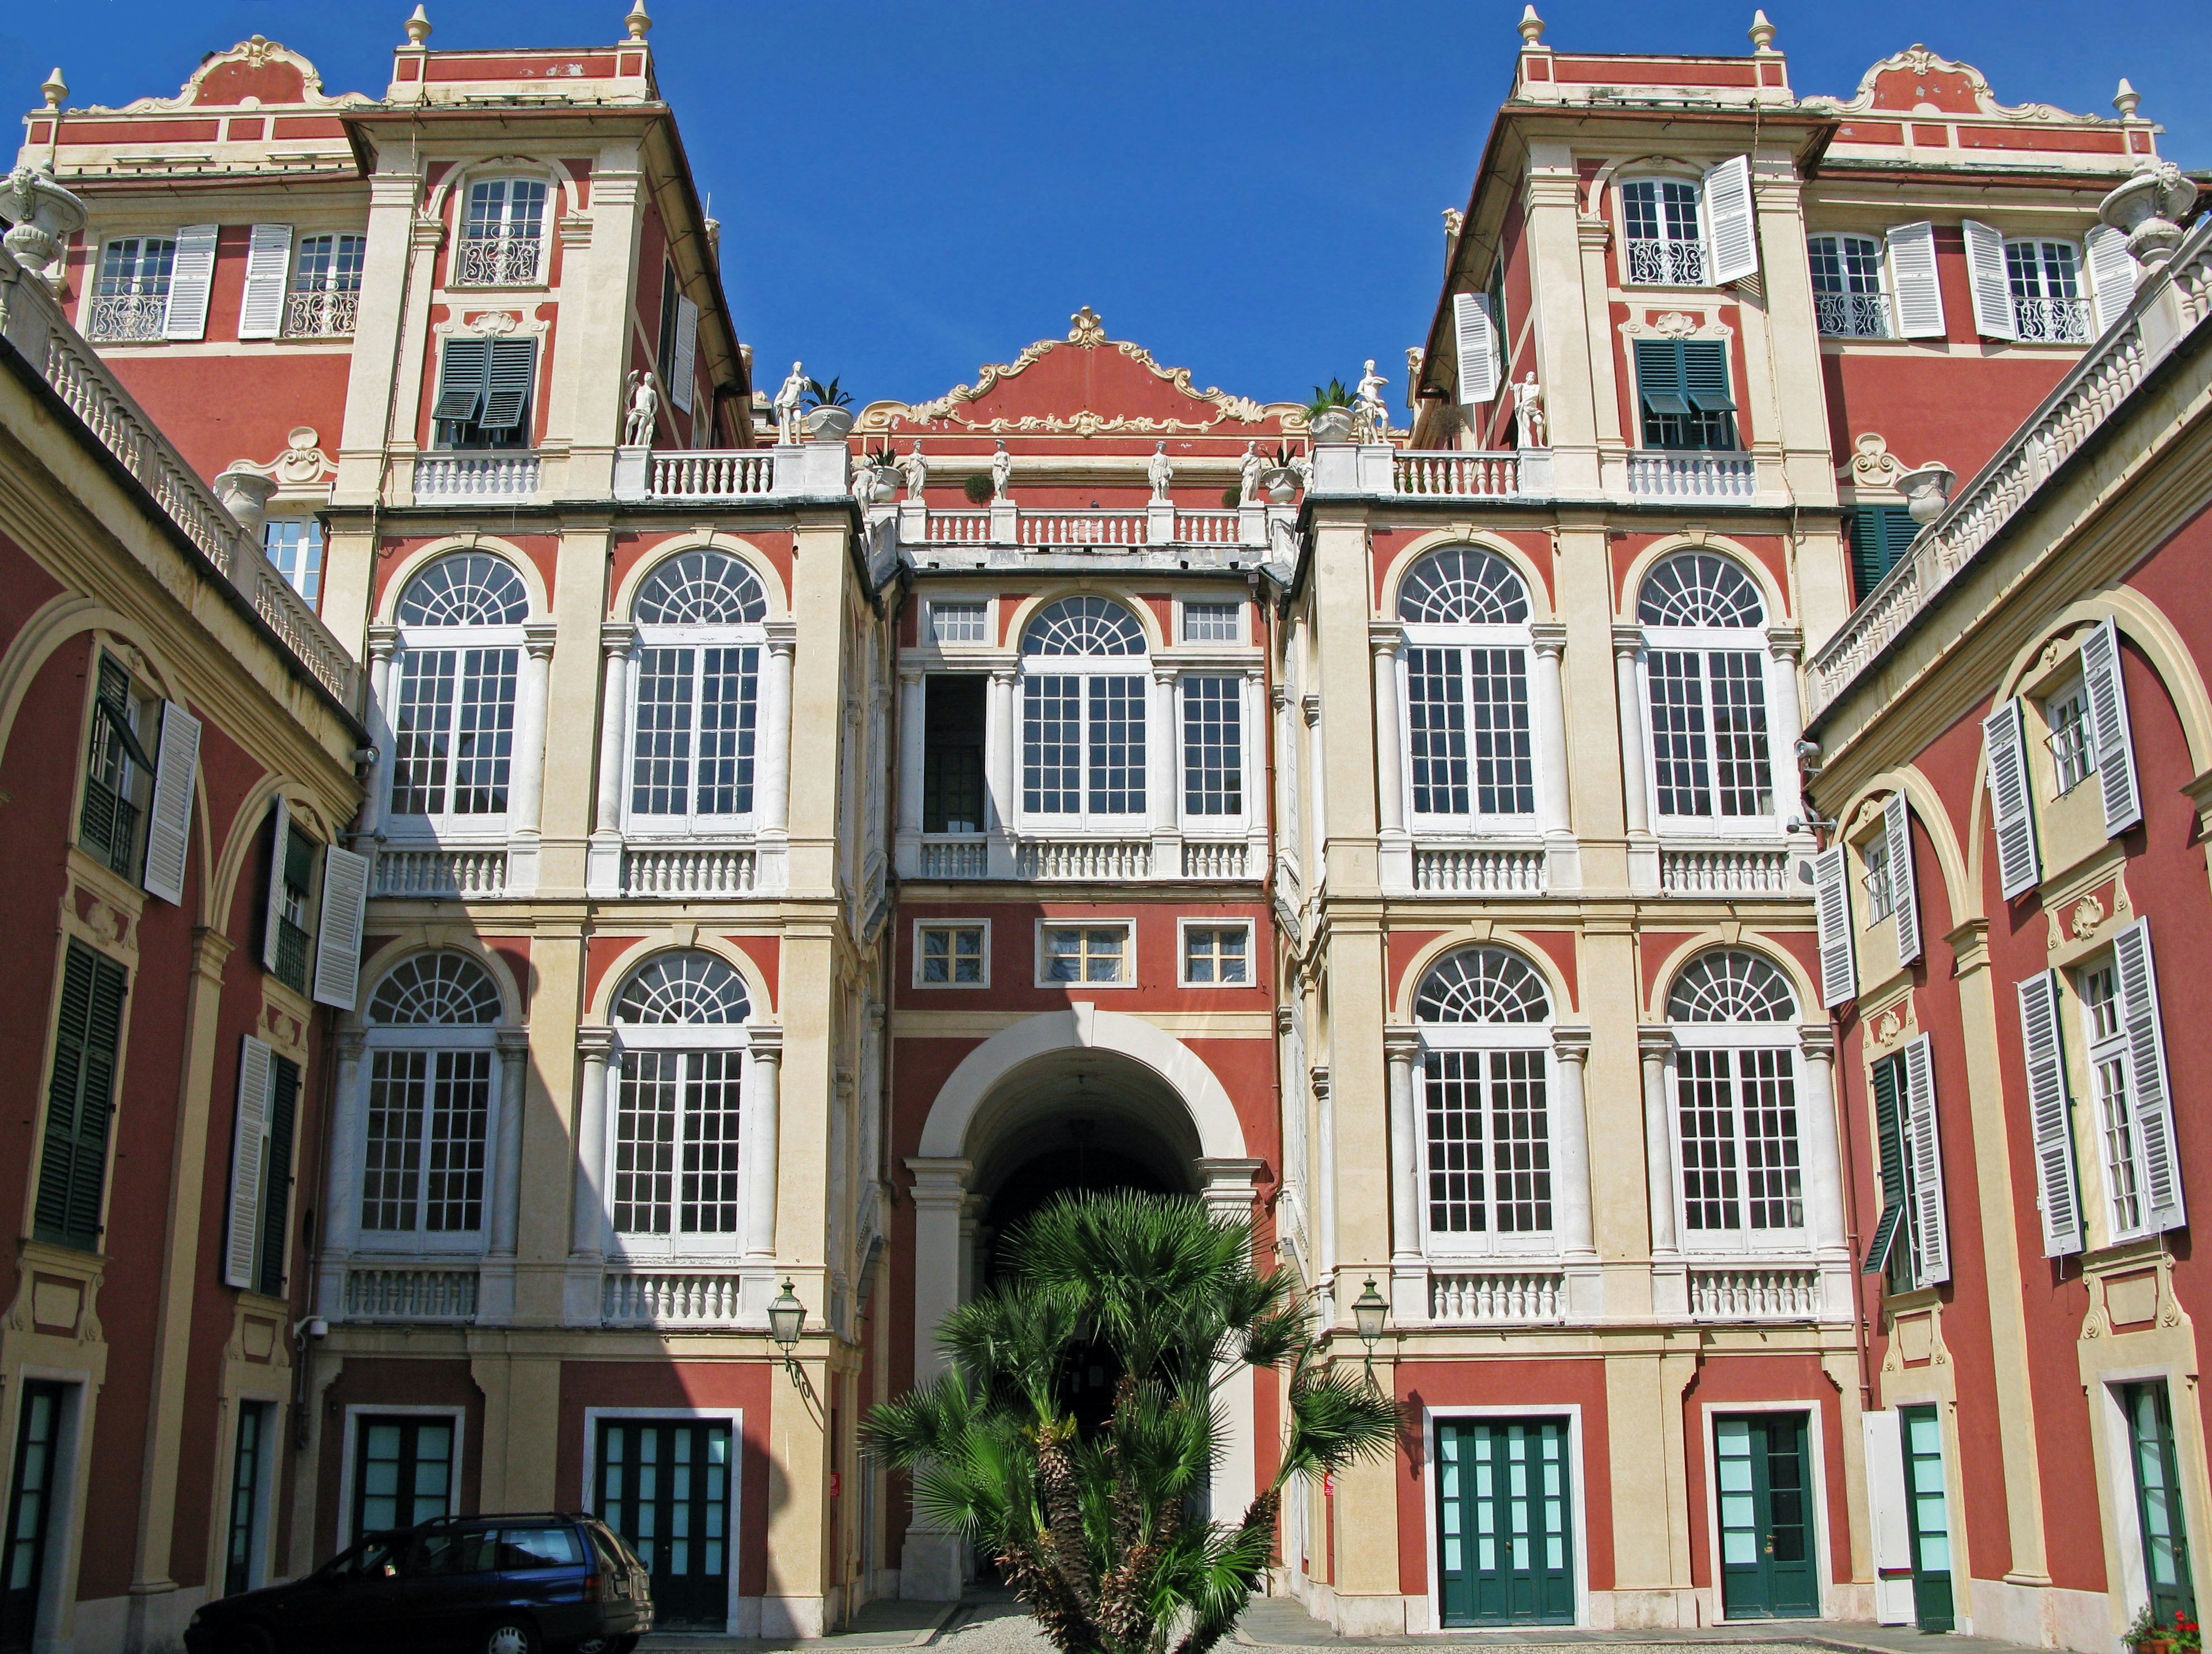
top-left (9, 2), bottom-right (2204, 408)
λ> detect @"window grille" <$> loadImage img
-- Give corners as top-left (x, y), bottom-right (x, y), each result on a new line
top-left (1809, 233), bottom-right (1891, 338)
top-left (1414, 947), bottom-right (1550, 1024)
top-left (368, 952), bottom-right (502, 1025)
top-left (615, 952), bottom-right (751, 1024)
top-left (1622, 179), bottom-right (1706, 285)
top-left (633, 551), bottom-right (766, 626)
top-left (90, 237), bottom-right (175, 340)
top-left (456, 178), bottom-right (550, 286)
top-left (2006, 240), bottom-right (2089, 344)
top-left (286, 233), bottom-right (363, 336)
top-left (1397, 548), bottom-right (1530, 626)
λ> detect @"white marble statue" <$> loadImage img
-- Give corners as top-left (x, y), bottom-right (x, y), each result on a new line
top-left (772, 361), bottom-right (806, 445)
top-left (900, 441), bottom-right (928, 502)
top-left (1237, 441), bottom-right (1264, 506)
top-left (1355, 358), bottom-right (1389, 442)
top-left (990, 441), bottom-right (1012, 502)
top-left (623, 369), bottom-right (661, 446)
top-left (1513, 373), bottom-right (1546, 448)
top-left (850, 452), bottom-right (873, 505)
top-left (1147, 441), bottom-right (1173, 503)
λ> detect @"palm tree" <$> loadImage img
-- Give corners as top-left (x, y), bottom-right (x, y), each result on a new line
top-left (863, 1190), bottom-right (1400, 1654)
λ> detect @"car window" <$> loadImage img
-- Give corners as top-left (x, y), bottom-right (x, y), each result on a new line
top-left (591, 1522), bottom-right (645, 1571)
top-left (497, 1527), bottom-right (584, 1569)
top-left (327, 1536), bottom-right (405, 1579)
top-left (412, 1529), bottom-right (498, 1576)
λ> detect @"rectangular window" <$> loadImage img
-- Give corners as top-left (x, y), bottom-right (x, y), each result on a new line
top-left (1021, 675), bottom-right (1082, 814)
top-left (1622, 178), bottom-right (1706, 285)
top-left (613, 1050), bottom-right (743, 1237)
top-left (922, 675), bottom-right (985, 835)
top-left (224, 1402), bottom-right (270, 1597)
top-left (1861, 832), bottom-right (1895, 923)
top-left (916, 922), bottom-right (987, 986)
top-left (631, 646), bottom-right (759, 820)
top-left (930, 602), bottom-right (987, 645)
top-left (1181, 923), bottom-right (1249, 986)
top-left (2120, 1382), bottom-right (2198, 1626)
top-left (391, 646), bottom-right (518, 819)
top-left (1182, 601), bottom-right (1241, 642)
top-left (1634, 339), bottom-right (1737, 451)
top-left (1423, 1049), bottom-right (1552, 1237)
top-left (270, 823), bottom-right (316, 994)
top-left (79, 653), bottom-right (154, 879)
top-left (1676, 1046), bottom-right (1801, 1236)
top-left (1022, 674), bottom-right (1147, 820)
top-left (286, 233), bottom-right (363, 336)
top-left (1647, 649), bottom-right (1772, 820)
top-left (1086, 676), bottom-right (1146, 813)
top-left (35, 943), bottom-right (128, 1252)
top-left (1809, 233), bottom-right (1892, 338)
top-left (1849, 506), bottom-right (1919, 604)
top-left (351, 1416), bottom-right (454, 1539)
top-left (431, 336), bottom-right (538, 450)
top-left (2, 1380), bottom-right (68, 1644)
top-left (263, 520), bottom-right (324, 604)
top-left (2044, 678), bottom-right (2096, 796)
top-left (1406, 647), bottom-right (1470, 816)
top-left (361, 1050), bottom-right (491, 1235)
top-left (1040, 924), bottom-right (1130, 986)
top-left (2006, 239), bottom-right (2089, 344)
top-left (455, 178), bottom-right (549, 286)
top-left (1182, 677), bottom-right (1243, 816)
top-left (89, 236), bottom-right (176, 340)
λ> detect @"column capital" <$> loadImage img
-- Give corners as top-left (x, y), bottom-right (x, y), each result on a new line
top-left (600, 621), bottom-right (636, 657)
top-left (749, 1024), bottom-right (785, 1061)
top-left (1275, 1006), bottom-right (1295, 1036)
top-left (1797, 1022), bottom-right (1836, 1059)
top-left (1270, 683), bottom-right (1290, 711)
top-left (368, 623), bottom-right (400, 661)
top-left (1612, 622), bottom-right (1647, 658)
top-left (905, 1156), bottom-right (972, 1205)
top-left (191, 925), bottom-right (237, 982)
top-left (991, 665), bottom-right (1017, 686)
top-left (1637, 1024), bottom-right (1677, 1057)
top-left (523, 622), bottom-right (558, 659)
top-left (1369, 619), bottom-right (1404, 655)
top-left (408, 214), bottom-right (446, 252)
top-left (1152, 664), bottom-right (1179, 688)
top-left (764, 619), bottom-right (798, 655)
top-left (899, 664), bottom-right (924, 684)
top-left (577, 1025), bottom-right (616, 1058)
top-left (336, 1028), bottom-right (367, 1061)
top-left (1382, 1024), bottom-right (1423, 1060)
top-left (1308, 1063), bottom-right (1330, 1100)
top-left (1551, 1024), bottom-right (1593, 1062)
top-left (1767, 623), bottom-right (1804, 663)
top-left (1530, 620), bottom-right (1567, 657)
top-left (1301, 691), bottom-right (1321, 726)
top-left (497, 1029), bottom-right (531, 1057)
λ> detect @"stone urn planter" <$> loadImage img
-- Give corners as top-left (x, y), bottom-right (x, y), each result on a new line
top-left (0, 165), bottom-right (88, 284)
top-left (1260, 465), bottom-right (1299, 504)
top-left (869, 465), bottom-right (901, 504)
top-left (2099, 161), bottom-right (2199, 275)
top-left (1307, 407), bottom-right (1357, 444)
top-left (1897, 462), bottom-right (1955, 527)
top-left (802, 404), bottom-right (854, 442)
top-left (212, 468), bottom-right (278, 542)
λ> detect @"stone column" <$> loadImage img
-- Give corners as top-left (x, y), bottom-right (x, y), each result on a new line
top-left (317, 1030), bottom-right (367, 1316)
top-left (743, 1025), bottom-right (783, 1262)
top-left (1615, 623), bottom-right (1658, 894)
top-left (1198, 1158), bottom-right (1266, 1521)
top-left (903, 1156), bottom-right (972, 1599)
top-left (479, 1030), bottom-right (529, 1325)
top-left (1150, 667), bottom-right (1181, 866)
top-left (1551, 1025), bottom-right (1601, 1322)
top-left (895, 667), bottom-right (925, 876)
top-left (1371, 623), bottom-right (1410, 891)
top-left (505, 623), bottom-right (556, 895)
top-left (585, 623), bottom-right (634, 896)
top-left (986, 667), bottom-right (1017, 877)
top-left (1302, 693), bottom-right (1327, 876)
top-left (757, 621), bottom-right (797, 844)
top-left (1530, 622), bottom-right (1570, 832)
top-left (1797, 1023), bottom-right (1852, 1319)
top-left (564, 1027), bottom-right (614, 1325)
top-left (1639, 1025), bottom-right (1687, 1318)
top-left (1243, 668), bottom-right (1269, 870)
top-left (1766, 624), bottom-right (1805, 828)
top-left (1311, 1065), bottom-right (1336, 1323)
top-left (360, 628), bottom-right (398, 839)
top-left (1383, 1027), bottom-right (1426, 1323)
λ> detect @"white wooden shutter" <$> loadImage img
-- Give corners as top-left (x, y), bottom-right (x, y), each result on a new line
top-left (2085, 224), bottom-right (2138, 336)
top-left (259, 796), bottom-right (290, 973)
top-left (669, 295), bottom-right (699, 412)
top-left (225, 1036), bottom-right (274, 1289)
top-left (1452, 292), bottom-right (1500, 406)
top-left (1882, 792), bottom-right (1922, 965)
top-left (2113, 919), bottom-right (2185, 1235)
top-left (1861, 1411), bottom-right (1914, 1625)
top-left (1962, 219), bottom-right (2017, 341)
top-left (162, 224), bottom-right (219, 340)
top-left (2017, 970), bottom-right (2084, 1257)
top-left (236, 224), bottom-right (292, 340)
top-left (141, 701), bottom-right (201, 905)
top-left (1886, 222), bottom-right (1946, 339)
top-left (1702, 156), bottom-right (1759, 283)
top-left (2079, 618), bottom-right (2142, 837)
top-left (1983, 699), bottom-right (2040, 898)
top-left (1900, 1034), bottom-right (1949, 1285)
top-left (1813, 844), bottom-right (1856, 1007)
top-left (313, 846), bottom-right (370, 1009)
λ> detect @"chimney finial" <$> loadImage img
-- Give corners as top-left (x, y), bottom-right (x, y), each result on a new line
top-left (404, 5), bottom-right (433, 46)
top-left (40, 67), bottom-right (67, 112)
top-left (2113, 78), bottom-right (2141, 119)
top-left (1518, 6), bottom-right (1545, 47)
top-left (624, 0), bottom-right (652, 41)
top-left (1748, 10), bottom-right (1777, 53)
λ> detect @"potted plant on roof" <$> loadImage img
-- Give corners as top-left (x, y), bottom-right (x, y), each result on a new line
top-left (801, 376), bottom-right (855, 441)
top-left (1306, 379), bottom-right (1358, 443)
top-left (863, 446), bottom-right (902, 502)
top-left (1259, 444), bottom-right (1303, 504)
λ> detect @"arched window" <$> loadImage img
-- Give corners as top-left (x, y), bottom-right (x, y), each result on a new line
top-left (608, 951), bottom-right (753, 1254)
top-left (358, 951), bottom-right (504, 1249)
top-left (1666, 948), bottom-right (1805, 1249)
top-left (1413, 947), bottom-right (1554, 1251)
top-left (1019, 597), bottom-right (1149, 826)
top-left (1635, 552), bottom-right (1777, 828)
top-left (456, 176), bottom-right (550, 287)
top-left (1622, 176), bottom-right (1706, 286)
top-left (1808, 233), bottom-right (1890, 339)
top-left (388, 554), bottom-right (529, 834)
top-left (1396, 548), bottom-right (1535, 825)
top-left (626, 551), bottom-right (768, 834)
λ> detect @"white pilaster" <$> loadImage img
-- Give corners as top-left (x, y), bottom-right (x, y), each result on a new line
top-left (743, 1025), bottom-right (783, 1261)
top-left (1614, 624), bottom-right (1658, 894)
top-left (564, 1026), bottom-right (614, 1326)
top-left (1383, 1027), bottom-right (1426, 1322)
top-left (1767, 624), bottom-right (1806, 828)
top-left (1371, 623), bottom-right (1410, 891)
top-left (1530, 622), bottom-right (1578, 890)
top-left (1551, 1025), bottom-right (1601, 1319)
top-left (1311, 1065), bottom-right (1336, 1324)
top-left (757, 623), bottom-right (796, 863)
top-left (986, 668), bottom-right (1016, 879)
top-left (1798, 1023), bottom-right (1854, 1319)
top-left (503, 623), bottom-right (555, 896)
top-left (1639, 1025), bottom-right (1686, 1318)
top-left (1150, 667), bottom-right (1181, 866)
top-left (479, 1028), bottom-right (529, 1325)
top-left (359, 630), bottom-right (397, 841)
top-left (1198, 1157), bottom-right (1266, 1521)
top-left (895, 667), bottom-right (925, 877)
top-left (1302, 693), bottom-right (1327, 880)
top-left (585, 623), bottom-right (634, 898)
top-left (316, 1030), bottom-right (366, 1318)
top-left (900, 1158), bottom-right (972, 1600)
top-left (1243, 669), bottom-right (1269, 870)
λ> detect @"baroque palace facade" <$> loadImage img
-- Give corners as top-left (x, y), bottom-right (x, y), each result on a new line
top-left (0, 5), bottom-right (2198, 1649)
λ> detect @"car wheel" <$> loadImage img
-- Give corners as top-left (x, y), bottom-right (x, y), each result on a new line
top-left (479, 1618), bottom-right (539, 1654)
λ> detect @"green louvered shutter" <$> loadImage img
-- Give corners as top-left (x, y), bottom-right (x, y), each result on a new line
top-left (1862, 1051), bottom-right (1910, 1281)
top-left (1850, 508), bottom-right (1920, 603)
top-left (1634, 338), bottom-right (1688, 446)
top-left (431, 338), bottom-right (491, 423)
top-left (36, 943), bottom-right (128, 1252)
top-left (479, 338), bottom-right (536, 432)
top-left (257, 1055), bottom-right (300, 1297)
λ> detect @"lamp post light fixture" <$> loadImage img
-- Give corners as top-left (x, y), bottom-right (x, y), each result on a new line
top-left (767, 1279), bottom-right (806, 1386)
top-left (1350, 1276), bottom-right (1389, 1385)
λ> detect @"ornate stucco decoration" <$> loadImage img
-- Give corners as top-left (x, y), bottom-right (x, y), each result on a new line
top-left (231, 426), bottom-right (338, 490)
top-left (2069, 892), bottom-right (2107, 939)
top-left (1850, 433), bottom-right (1903, 488)
top-left (854, 307), bottom-right (1300, 437)
top-left (1618, 311), bottom-right (1732, 342)
top-left (1800, 45), bottom-right (2083, 124)
top-left (88, 36), bottom-right (373, 112)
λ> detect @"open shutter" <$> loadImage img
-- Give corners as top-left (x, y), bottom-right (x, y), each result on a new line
top-left (162, 224), bottom-right (218, 340)
top-left (1862, 1411), bottom-right (1915, 1625)
top-left (2085, 224), bottom-right (2138, 336)
top-left (479, 338), bottom-right (536, 432)
top-left (313, 845), bottom-right (370, 1009)
top-left (2017, 970), bottom-right (2084, 1257)
top-left (141, 702), bottom-right (201, 906)
top-left (1886, 222), bottom-right (1946, 339)
top-left (2113, 919), bottom-right (2185, 1235)
top-left (1702, 155), bottom-right (1759, 283)
top-left (1681, 339), bottom-right (1736, 414)
top-left (1813, 844), bottom-right (1855, 1007)
top-left (1452, 292), bottom-right (1500, 405)
top-left (256, 1057), bottom-right (300, 1297)
top-left (431, 338), bottom-right (491, 423)
top-left (669, 295), bottom-right (699, 412)
top-left (225, 1036), bottom-right (274, 1289)
top-left (1983, 699), bottom-right (2040, 898)
top-left (259, 796), bottom-right (290, 974)
top-left (1634, 338), bottom-right (1687, 421)
top-left (2079, 618), bottom-right (2142, 837)
top-left (36, 944), bottom-right (127, 1252)
top-left (1900, 1034), bottom-right (1948, 1285)
top-left (236, 224), bottom-right (292, 340)
top-left (1863, 1057), bottom-right (1908, 1274)
top-left (1963, 220), bottom-right (2017, 342)
top-left (1884, 792), bottom-right (1922, 965)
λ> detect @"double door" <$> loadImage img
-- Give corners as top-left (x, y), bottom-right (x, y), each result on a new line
top-left (594, 1418), bottom-right (732, 1629)
top-left (1434, 1418), bottom-right (1574, 1626)
top-left (1715, 1413), bottom-right (1819, 1618)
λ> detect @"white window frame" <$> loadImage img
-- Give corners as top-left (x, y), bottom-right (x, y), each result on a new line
top-left (1420, 1405), bottom-right (1591, 1632)
top-left (1415, 1019), bottom-right (1560, 1261)
top-left (1637, 630), bottom-right (1783, 838)
top-left (1034, 920), bottom-right (1135, 989)
top-left (2043, 674), bottom-right (2096, 797)
top-left (913, 920), bottom-right (990, 989)
top-left (452, 175), bottom-right (551, 289)
top-left (1017, 623), bottom-right (1152, 837)
top-left (386, 560), bottom-right (529, 843)
top-left (926, 599), bottom-right (991, 648)
top-left (1177, 919), bottom-right (1253, 988)
top-left (86, 233), bottom-right (179, 341)
top-left (285, 230), bottom-right (365, 339)
top-left (1807, 232), bottom-right (1892, 339)
top-left (263, 518), bottom-right (325, 605)
top-left (1619, 174), bottom-right (1709, 288)
top-left (1858, 828), bottom-right (1895, 923)
top-left (1177, 672), bottom-right (1252, 833)
top-left (2004, 237), bottom-right (2090, 345)
top-left (1179, 600), bottom-right (1244, 644)
top-left (353, 1024), bottom-right (501, 1256)
top-left (1667, 1019), bottom-right (1812, 1258)
top-left (1399, 619), bottom-right (1538, 834)
top-left (604, 1017), bottom-right (757, 1260)
top-left (620, 618), bottom-right (766, 842)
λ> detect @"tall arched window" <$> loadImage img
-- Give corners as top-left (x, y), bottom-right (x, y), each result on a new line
top-left (1397, 548), bottom-right (1535, 827)
top-left (456, 176), bottom-right (550, 287)
top-left (1666, 949), bottom-right (1805, 1250)
top-left (1019, 596), bottom-right (1148, 827)
top-left (359, 952), bottom-right (503, 1250)
top-left (609, 951), bottom-right (753, 1254)
top-left (388, 553), bottom-right (529, 835)
top-left (1637, 551), bottom-right (1777, 830)
top-left (1414, 947), bottom-right (1554, 1250)
top-left (626, 551), bottom-right (768, 835)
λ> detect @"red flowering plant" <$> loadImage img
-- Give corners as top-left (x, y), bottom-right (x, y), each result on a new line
top-left (2170, 1613), bottom-right (2200, 1653)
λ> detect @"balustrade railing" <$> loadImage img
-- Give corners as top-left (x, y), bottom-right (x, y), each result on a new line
top-left (1393, 451), bottom-right (1522, 498)
top-left (922, 512), bottom-right (992, 543)
top-left (412, 452), bottom-right (540, 504)
top-left (1627, 453), bottom-right (1757, 498)
top-left (918, 837), bottom-right (988, 879)
top-left (649, 450), bottom-right (779, 499)
top-left (453, 234), bottom-right (544, 287)
top-left (1815, 292), bottom-right (1891, 339)
top-left (283, 287), bottom-right (358, 338)
top-left (1627, 238), bottom-right (1707, 286)
top-left (1688, 1266), bottom-right (1821, 1322)
top-left (622, 846), bottom-right (756, 896)
top-left (1660, 846), bottom-right (1791, 895)
top-left (342, 1266), bottom-right (479, 1322)
top-left (1018, 511), bottom-right (1148, 547)
top-left (370, 848), bottom-right (508, 899)
top-left (86, 292), bottom-right (168, 342)
top-left (1015, 838), bottom-right (1152, 880)
top-left (1411, 846), bottom-right (1546, 894)
top-left (1429, 1270), bottom-right (1566, 1326)
top-left (1174, 511), bottom-right (1244, 543)
top-left (602, 1271), bottom-right (748, 1328)
top-left (1180, 839), bottom-right (1254, 880)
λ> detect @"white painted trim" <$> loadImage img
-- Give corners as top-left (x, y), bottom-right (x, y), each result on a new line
top-left (335, 1403), bottom-right (467, 1550)
top-left (1175, 918), bottom-right (1254, 988)
top-left (580, 1405), bottom-right (744, 1634)
top-left (7, 1367), bottom-right (91, 1654)
top-left (1419, 1404), bottom-right (1589, 1631)
top-left (1032, 919), bottom-right (1138, 990)
top-left (912, 918), bottom-right (991, 990)
top-left (2094, 1367), bottom-right (2199, 1630)
top-left (1698, 1399), bottom-right (1834, 1623)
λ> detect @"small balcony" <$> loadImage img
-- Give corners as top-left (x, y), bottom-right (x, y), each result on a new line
top-left (1627, 452), bottom-right (1756, 499)
top-left (86, 292), bottom-right (167, 342)
top-left (452, 233), bottom-right (545, 287)
top-left (897, 501), bottom-right (1279, 559)
top-left (1392, 451), bottom-right (1527, 499)
top-left (370, 847), bottom-right (509, 900)
top-left (2014, 296), bottom-right (2091, 345)
top-left (1626, 237), bottom-right (1707, 286)
top-left (411, 451), bottom-right (540, 505)
top-left (1815, 292), bottom-right (1891, 339)
top-left (341, 1264), bottom-right (480, 1323)
top-left (1687, 1265), bottom-right (1822, 1322)
top-left (602, 1269), bottom-right (749, 1329)
top-left (906, 833), bottom-right (1259, 883)
top-left (1659, 845), bottom-right (1793, 896)
top-left (283, 286), bottom-right (358, 338)
top-left (1429, 1268), bottom-right (1567, 1327)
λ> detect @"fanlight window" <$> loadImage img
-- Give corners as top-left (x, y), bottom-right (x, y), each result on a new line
top-left (1667, 950), bottom-right (1798, 1023)
top-left (1638, 553), bottom-right (1764, 629)
top-left (367, 952), bottom-right (503, 1025)
top-left (1022, 597), bottom-right (1146, 657)
top-left (396, 554), bottom-right (530, 627)
top-left (1397, 548), bottom-right (1531, 626)
top-left (634, 551), bottom-right (768, 626)
top-left (615, 952), bottom-right (752, 1025)
top-left (1415, 947), bottom-right (1552, 1024)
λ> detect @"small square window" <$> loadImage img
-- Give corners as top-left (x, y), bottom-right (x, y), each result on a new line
top-left (2043, 677), bottom-right (2096, 796)
top-left (916, 922), bottom-right (988, 987)
top-left (930, 602), bottom-right (988, 645)
top-left (1182, 923), bottom-right (1251, 986)
top-left (1040, 923), bottom-right (1131, 986)
top-left (1859, 834), bottom-right (1895, 923)
top-left (1183, 602), bottom-right (1241, 642)
top-left (264, 519), bottom-right (324, 604)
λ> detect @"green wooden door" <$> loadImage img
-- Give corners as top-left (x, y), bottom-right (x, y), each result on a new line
top-left (1435, 1419), bottom-right (1574, 1626)
top-left (1899, 1406), bottom-right (1955, 1630)
top-left (2123, 1383), bottom-right (2197, 1629)
top-left (1715, 1414), bottom-right (1819, 1618)
top-left (596, 1419), bottom-right (732, 1629)
top-left (0, 1383), bottom-right (66, 1654)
